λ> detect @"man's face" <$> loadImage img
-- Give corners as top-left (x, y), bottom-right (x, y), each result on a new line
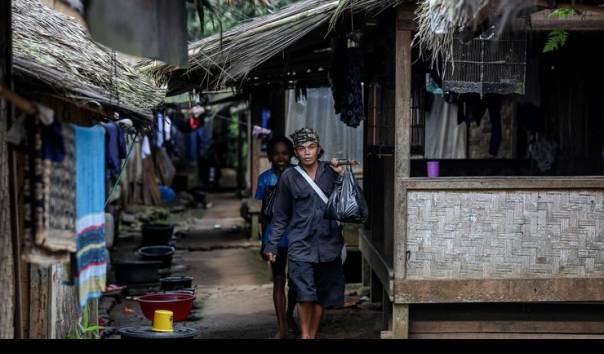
top-left (295, 141), bottom-right (320, 167)
top-left (270, 142), bottom-right (291, 169)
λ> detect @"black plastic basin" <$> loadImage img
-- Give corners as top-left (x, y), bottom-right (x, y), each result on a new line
top-left (141, 223), bottom-right (174, 246)
top-left (113, 260), bottom-right (162, 285)
top-left (160, 276), bottom-right (193, 291)
top-left (138, 246), bottom-right (175, 268)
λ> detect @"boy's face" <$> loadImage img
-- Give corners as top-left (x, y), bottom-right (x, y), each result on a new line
top-left (294, 141), bottom-right (320, 167)
top-left (270, 142), bottom-right (292, 168)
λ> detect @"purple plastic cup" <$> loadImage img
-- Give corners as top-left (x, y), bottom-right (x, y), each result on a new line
top-left (427, 161), bottom-right (440, 178)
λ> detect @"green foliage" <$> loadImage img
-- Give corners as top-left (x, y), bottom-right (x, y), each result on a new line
top-left (543, 29), bottom-right (569, 53)
top-left (65, 302), bottom-right (104, 339)
top-left (549, 8), bottom-right (576, 18)
top-left (543, 8), bottom-right (576, 53)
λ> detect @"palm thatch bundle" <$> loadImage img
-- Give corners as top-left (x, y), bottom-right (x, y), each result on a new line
top-left (143, 0), bottom-right (412, 91)
top-left (12, 0), bottom-right (165, 123)
top-left (414, 0), bottom-right (537, 71)
top-left (143, 0), bottom-right (338, 90)
top-left (328, 0), bottom-right (402, 31)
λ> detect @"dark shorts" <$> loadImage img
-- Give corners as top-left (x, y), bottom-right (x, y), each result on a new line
top-left (288, 258), bottom-right (345, 308)
top-left (271, 247), bottom-right (288, 278)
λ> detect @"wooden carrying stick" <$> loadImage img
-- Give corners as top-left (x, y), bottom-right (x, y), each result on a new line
top-left (0, 85), bottom-right (37, 115)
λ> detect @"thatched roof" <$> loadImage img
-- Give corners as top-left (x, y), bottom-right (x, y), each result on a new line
top-left (12, 0), bottom-right (165, 123)
top-left (142, 0), bottom-right (404, 91)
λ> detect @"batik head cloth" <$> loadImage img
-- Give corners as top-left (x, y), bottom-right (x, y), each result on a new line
top-left (290, 128), bottom-right (320, 147)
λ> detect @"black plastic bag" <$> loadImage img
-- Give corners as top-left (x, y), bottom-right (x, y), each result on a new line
top-left (324, 168), bottom-right (368, 223)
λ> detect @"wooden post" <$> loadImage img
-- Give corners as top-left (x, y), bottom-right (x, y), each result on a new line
top-left (0, 0), bottom-right (15, 339)
top-left (393, 303), bottom-right (410, 339)
top-left (392, 6), bottom-right (412, 339)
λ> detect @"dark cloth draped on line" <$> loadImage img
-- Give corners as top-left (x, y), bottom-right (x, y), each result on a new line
top-left (101, 122), bottom-right (127, 179)
top-left (330, 38), bottom-right (365, 128)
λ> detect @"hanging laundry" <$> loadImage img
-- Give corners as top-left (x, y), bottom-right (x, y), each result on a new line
top-left (74, 125), bottom-right (107, 308)
top-left (33, 102), bottom-right (55, 125)
top-left (330, 37), bottom-right (365, 128)
top-left (22, 118), bottom-right (75, 265)
top-left (188, 115), bottom-right (200, 130)
top-left (528, 135), bottom-right (558, 173)
top-left (125, 137), bottom-right (143, 205)
top-left (7, 114), bottom-right (27, 146)
top-left (425, 95), bottom-right (467, 159)
top-left (485, 95), bottom-right (503, 157)
top-left (458, 93), bottom-right (503, 157)
top-left (101, 121), bottom-right (123, 179)
top-left (42, 119), bottom-right (66, 163)
top-left (191, 105), bottom-right (205, 118)
top-left (164, 116), bottom-right (172, 142)
top-left (142, 135), bottom-right (152, 159)
top-left (261, 108), bottom-right (271, 129)
top-left (426, 72), bottom-right (443, 96)
top-left (252, 125), bottom-right (272, 140)
top-left (155, 113), bottom-right (165, 148)
top-left (185, 130), bottom-right (199, 163)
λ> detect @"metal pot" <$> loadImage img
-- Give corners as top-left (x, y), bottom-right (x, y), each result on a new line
top-left (138, 246), bottom-right (175, 268)
top-left (113, 260), bottom-right (162, 285)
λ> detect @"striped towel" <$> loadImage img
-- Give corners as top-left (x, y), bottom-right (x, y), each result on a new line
top-left (74, 125), bottom-right (107, 308)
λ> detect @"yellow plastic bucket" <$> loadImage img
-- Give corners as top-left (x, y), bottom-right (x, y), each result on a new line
top-left (151, 310), bottom-right (174, 332)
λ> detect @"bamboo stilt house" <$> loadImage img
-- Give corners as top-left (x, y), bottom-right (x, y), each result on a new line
top-left (1, 0), bottom-right (165, 338)
top-left (145, 0), bottom-right (604, 339)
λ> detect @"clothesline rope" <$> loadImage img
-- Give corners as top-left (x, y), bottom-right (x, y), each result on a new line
top-left (104, 131), bottom-right (140, 207)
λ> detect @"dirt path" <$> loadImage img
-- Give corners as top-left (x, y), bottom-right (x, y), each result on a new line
top-left (107, 193), bottom-right (382, 339)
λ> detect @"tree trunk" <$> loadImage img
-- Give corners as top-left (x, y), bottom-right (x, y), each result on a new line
top-left (0, 0), bottom-right (15, 339)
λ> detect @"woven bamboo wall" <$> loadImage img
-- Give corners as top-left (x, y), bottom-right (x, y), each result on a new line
top-left (406, 190), bottom-right (604, 280)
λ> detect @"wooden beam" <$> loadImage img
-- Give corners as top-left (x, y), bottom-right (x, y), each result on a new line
top-left (396, 2), bottom-right (418, 31)
top-left (411, 333), bottom-right (604, 339)
top-left (358, 230), bottom-right (394, 300)
top-left (394, 278), bottom-right (604, 304)
top-left (411, 320), bottom-right (604, 335)
top-left (401, 176), bottom-right (604, 190)
top-left (530, 6), bottom-right (604, 31)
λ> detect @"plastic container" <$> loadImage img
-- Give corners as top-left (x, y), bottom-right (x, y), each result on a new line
top-left (427, 161), bottom-right (440, 178)
top-left (113, 260), bottom-right (162, 285)
top-left (137, 293), bottom-right (195, 322)
top-left (160, 276), bottom-right (193, 291)
top-left (152, 310), bottom-right (174, 332)
top-left (138, 246), bottom-right (175, 268)
top-left (141, 223), bottom-right (174, 246)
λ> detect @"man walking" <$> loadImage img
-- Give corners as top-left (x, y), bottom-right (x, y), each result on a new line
top-left (264, 128), bottom-right (346, 339)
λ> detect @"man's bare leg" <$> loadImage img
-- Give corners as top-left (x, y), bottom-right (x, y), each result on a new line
top-left (297, 302), bottom-right (314, 339)
top-left (309, 303), bottom-right (323, 339)
top-left (272, 276), bottom-right (287, 339)
top-left (286, 286), bottom-right (298, 333)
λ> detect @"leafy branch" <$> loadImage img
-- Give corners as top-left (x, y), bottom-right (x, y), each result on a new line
top-left (543, 8), bottom-right (577, 53)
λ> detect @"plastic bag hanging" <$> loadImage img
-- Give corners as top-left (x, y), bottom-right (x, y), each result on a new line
top-left (324, 168), bottom-right (368, 223)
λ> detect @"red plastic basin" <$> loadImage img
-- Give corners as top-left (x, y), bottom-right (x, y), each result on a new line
top-left (136, 293), bottom-right (195, 322)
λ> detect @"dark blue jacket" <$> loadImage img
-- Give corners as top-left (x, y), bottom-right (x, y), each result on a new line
top-left (266, 161), bottom-right (343, 263)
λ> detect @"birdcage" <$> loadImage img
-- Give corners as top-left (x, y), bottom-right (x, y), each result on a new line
top-left (442, 26), bottom-right (527, 96)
